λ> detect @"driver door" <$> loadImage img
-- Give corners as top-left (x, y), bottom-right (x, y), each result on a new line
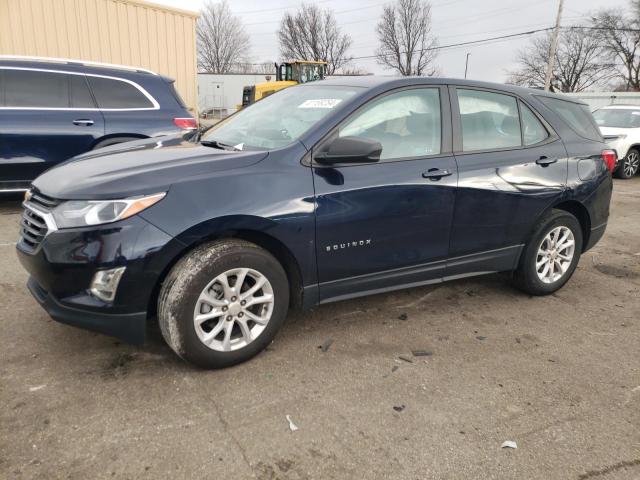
top-left (312, 86), bottom-right (458, 303)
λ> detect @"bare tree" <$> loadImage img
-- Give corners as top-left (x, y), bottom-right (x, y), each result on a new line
top-left (197, 0), bottom-right (250, 73)
top-left (508, 28), bottom-right (613, 92)
top-left (375, 0), bottom-right (438, 76)
top-left (277, 4), bottom-right (352, 75)
top-left (592, 7), bottom-right (640, 90)
top-left (340, 66), bottom-right (372, 76)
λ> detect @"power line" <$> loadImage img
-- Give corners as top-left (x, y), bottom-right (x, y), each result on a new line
top-left (247, 27), bottom-right (554, 64)
top-left (348, 27), bottom-right (554, 61)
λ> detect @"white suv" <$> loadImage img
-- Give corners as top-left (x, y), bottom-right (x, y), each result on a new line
top-left (593, 105), bottom-right (640, 179)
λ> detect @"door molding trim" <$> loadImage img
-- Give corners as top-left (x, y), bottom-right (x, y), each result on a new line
top-left (317, 244), bottom-right (523, 305)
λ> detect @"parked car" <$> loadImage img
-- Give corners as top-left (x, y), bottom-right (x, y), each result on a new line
top-left (16, 77), bottom-right (613, 368)
top-left (593, 105), bottom-right (640, 179)
top-left (0, 56), bottom-right (196, 192)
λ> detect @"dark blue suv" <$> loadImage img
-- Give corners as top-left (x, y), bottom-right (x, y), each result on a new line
top-left (0, 56), bottom-right (196, 192)
top-left (16, 77), bottom-right (613, 368)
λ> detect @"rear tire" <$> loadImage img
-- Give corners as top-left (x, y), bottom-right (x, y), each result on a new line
top-left (158, 240), bottom-right (289, 369)
top-left (615, 148), bottom-right (639, 179)
top-left (512, 209), bottom-right (583, 296)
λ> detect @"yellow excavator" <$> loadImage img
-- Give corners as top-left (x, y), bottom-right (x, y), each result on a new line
top-left (241, 60), bottom-right (327, 108)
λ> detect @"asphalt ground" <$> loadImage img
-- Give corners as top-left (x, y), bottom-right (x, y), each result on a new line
top-left (1, 179), bottom-right (639, 479)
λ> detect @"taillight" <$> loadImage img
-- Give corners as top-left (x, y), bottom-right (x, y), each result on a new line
top-left (173, 117), bottom-right (197, 130)
top-left (601, 150), bottom-right (616, 173)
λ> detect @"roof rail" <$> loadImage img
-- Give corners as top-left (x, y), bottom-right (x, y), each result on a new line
top-left (0, 55), bottom-right (158, 75)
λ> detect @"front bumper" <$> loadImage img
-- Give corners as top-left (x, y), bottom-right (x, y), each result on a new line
top-left (16, 214), bottom-right (185, 343)
top-left (27, 277), bottom-right (147, 344)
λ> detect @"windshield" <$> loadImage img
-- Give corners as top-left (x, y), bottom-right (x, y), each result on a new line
top-left (593, 108), bottom-right (640, 128)
top-left (294, 64), bottom-right (325, 83)
top-left (202, 85), bottom-right (361, 150)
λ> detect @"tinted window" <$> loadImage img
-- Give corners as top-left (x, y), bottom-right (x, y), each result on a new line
top-left (593, 108), bottom-right (640, 128)
top-left (538, 96), bottom-right (602, 141)
top-left (458, 89), bottom-right (521, 151)
top-left (86, 76), bottom-right (153, 109)
top-left (338, 88), bottom-right (441, 160)
top-left (69, 75), bottom-right (95, 108)
top-left (520, 102), bottom-right (549, 145)
top-left (0, 69), bottom-right (93, 108)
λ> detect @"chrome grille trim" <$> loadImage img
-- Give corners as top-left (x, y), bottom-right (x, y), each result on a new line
top-left (19, 199), bottom-right (59, 252)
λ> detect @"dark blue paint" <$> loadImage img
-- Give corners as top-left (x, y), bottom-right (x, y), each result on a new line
top-left (16, 77), bottom-right (613, 343)
top-left (0, 59), bottom-right (192, 189)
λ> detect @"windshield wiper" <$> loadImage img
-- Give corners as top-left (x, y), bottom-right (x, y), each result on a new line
top-left (200, 139), bottom-right (240, 151)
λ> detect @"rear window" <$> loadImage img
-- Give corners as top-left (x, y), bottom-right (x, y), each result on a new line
top-left (538, 96), bottom-right (602, 141)
top-left (86, 76), bottom-right (154, 109)
top-left (593, 108), bottom-right (640, 128)
top-left (0, 69), bottom-right (94, 108)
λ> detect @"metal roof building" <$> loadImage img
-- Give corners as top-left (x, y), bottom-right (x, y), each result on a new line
top-left (0, 0), bottom-right (198, 110)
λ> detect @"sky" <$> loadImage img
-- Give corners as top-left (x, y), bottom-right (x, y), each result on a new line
top-left (151, 0), bottom-right (632, 82)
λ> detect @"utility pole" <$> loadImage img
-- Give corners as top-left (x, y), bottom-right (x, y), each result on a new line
top-left (464, 53), bottom-right (470, 79)
top-left (544, 0), bottom-right (564, 91)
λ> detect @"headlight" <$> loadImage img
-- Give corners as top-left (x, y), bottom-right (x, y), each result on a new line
top-left (50, 192), bottom-right (165, 228)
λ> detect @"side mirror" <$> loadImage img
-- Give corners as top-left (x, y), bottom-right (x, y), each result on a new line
top-left (314, 136), bottom-right (382, 165)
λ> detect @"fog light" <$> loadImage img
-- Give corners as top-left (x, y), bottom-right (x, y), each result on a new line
top-left (90, 267), bottom-right (126, 302)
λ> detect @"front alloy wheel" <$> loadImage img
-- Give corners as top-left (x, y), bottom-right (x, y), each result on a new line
top-left (158, 240), bottom-right (289, 369)
top-left (193, 268), bottom-right (274, 352)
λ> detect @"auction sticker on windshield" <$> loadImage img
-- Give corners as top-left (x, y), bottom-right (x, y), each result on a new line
top-left (298, 99), bottom-right (343, 109)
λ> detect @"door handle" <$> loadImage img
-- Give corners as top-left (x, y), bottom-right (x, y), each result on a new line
top-left (73, 119), bottom-right (94, 126)
top-left (536, 156), bottom-right (558, 166)
top-left (422, 168), bottom-right (453, 180)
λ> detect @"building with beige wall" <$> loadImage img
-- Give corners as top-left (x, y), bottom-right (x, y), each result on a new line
top-left (0, 0), bottom-right (198, 110)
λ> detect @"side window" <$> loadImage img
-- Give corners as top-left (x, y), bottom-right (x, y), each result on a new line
top-left (1, 69), bottom-right (70, 108)
top-left (457, 89), bottom-right (520, 152)
top-left (520, 102), bottom-right (549, 146)
top-left (338, 88), bottom-right (441, 160)
top-left (86, 76), bottom-right (154, 109)
top-left (69, 75), bottom-right (95, 108)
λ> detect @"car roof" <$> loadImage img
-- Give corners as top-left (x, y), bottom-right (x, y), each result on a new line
top-left (319, 75), bottom-right (579, 102)
top-left (0, 55), bottom-right (158, 78)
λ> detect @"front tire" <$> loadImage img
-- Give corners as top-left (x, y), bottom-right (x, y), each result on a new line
top-left (513, 210), bottom-right (583, 296)
top-left (158, 240), bottom-right (289, 369)
top-left (615, 148), bottom-right (639, 179)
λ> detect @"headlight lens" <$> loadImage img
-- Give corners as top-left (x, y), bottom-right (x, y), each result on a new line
top-left (51, 192), bottom-right (165, 228)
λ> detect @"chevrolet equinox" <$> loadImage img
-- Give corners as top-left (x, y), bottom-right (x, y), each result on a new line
top-left (17, 77), bottom-right (614, 368)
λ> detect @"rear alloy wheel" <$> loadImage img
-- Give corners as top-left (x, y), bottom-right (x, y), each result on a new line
top-left (158, 240), bottom-right (289, 368)
top-left (513, 209), bottom-right (583, 295)
top-left (535, 226), bottom-right (576, 284)
top-left (616, 148), bottom-right (639, 179)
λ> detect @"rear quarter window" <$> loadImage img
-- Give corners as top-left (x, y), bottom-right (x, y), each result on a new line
top-left (537, 96), bottom-right (602, 142)
top-left (86, 76), bottom-right (155, 109)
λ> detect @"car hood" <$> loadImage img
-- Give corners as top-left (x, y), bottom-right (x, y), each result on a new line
top-left (32, 135), bottom-right (268, 200)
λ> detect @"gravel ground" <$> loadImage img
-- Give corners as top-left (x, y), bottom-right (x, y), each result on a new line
top-left (1, 179), bottom-right (639, 480)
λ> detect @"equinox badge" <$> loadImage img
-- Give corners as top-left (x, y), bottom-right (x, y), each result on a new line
top-left (325, 239), bottom-right (372, 252)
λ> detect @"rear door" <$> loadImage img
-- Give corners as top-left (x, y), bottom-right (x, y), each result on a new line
top-left (313, 86), bottom-right (457, 302)
top-left (447, 86), bottom-right (568, 277)
top-left (0, 68), bottom-right (104, 188)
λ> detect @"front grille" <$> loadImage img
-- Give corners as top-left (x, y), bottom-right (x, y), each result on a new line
top-left (20, 208), bottom-right (49, 250)
top-left (28, 191), bottom-right (61, 210)
top-left (19, 190), bottom-right (60, 251)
